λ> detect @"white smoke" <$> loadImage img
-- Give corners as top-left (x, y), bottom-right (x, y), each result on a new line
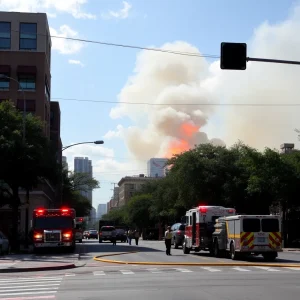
top-left (108, 41), bottom-right (224, 159)
top-left (106, 5), bottom-right (300, 159)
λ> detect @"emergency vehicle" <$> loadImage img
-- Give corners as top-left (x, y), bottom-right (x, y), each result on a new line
top-left (182, 206), bottom-right (236, 254)
top-left (212, 215), bottom-right (282, 261)
top-left (31, 207), bottom-right (76, 252)
top-left (75, 217), bottom-right (84, 243)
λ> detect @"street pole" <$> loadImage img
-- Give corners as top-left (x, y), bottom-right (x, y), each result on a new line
top-left (247, 57), bottom-right (300, 66)
top-left (0, 74), bottom-right (28, 249)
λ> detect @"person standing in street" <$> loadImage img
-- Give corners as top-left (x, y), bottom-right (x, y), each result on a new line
top-left (165, 226), bottom-right (172, 255)
top-left (127, 229), bottom-right (133, 245)
top-left (111, 228), bottom-right (117, 246)
top-left (134, 229), bottom-right (140, 246)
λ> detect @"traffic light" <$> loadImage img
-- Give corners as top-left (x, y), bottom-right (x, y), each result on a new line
top-left (220, 42), bottom-right (247, 70)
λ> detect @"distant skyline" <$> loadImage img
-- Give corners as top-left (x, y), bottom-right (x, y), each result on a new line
top-left (2, 0), bottom-right (299, 208)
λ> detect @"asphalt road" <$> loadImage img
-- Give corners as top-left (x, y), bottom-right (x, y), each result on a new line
top-left (1, 240), bottom-right (300, 299)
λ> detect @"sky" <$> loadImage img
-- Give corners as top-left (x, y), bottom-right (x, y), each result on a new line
top-left (1, 0), bottom-right (300, 211)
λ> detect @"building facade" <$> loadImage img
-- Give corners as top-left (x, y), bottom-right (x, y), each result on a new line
top-left (62, 156), bottom-right (68, 171)
top-left (147, 158), bottom-right (168, 177)
top-left (97, 204), bottom-right (107, 219)
top-left (0, 12), bottom-right (60, 235)
top-left (118, 174), bottom-right (160, 207)
top-left (74, 157), bottom-right (93, 205)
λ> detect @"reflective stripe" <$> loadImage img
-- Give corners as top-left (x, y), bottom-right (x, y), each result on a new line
top-left (241, 232), bottom-right (254, 248)
top-left (269, 232), bottom-right (282, 249)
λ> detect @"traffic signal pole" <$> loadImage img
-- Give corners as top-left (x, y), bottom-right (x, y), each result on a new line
top-left (247, 57), bottom-right (300, 66)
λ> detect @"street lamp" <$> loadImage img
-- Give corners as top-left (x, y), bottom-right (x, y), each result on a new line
top-left (60, 140), bottom-right (104, 205)
top-left (62, 140), bottom-right (104, 151)
top-left (0, 74), bottom-right (29, 250)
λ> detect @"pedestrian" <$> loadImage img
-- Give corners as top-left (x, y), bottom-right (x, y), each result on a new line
top-left (127, 229), bottom-right (133, 245)
top-left (111, 228), bottom-right (117, 246)
top-left (165, 226), bottom-right (172, 255)
top-left (134, 229), bottom-right (140, 246)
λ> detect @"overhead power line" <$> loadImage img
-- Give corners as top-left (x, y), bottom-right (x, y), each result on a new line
top-left (12, 29), bottom-right (219, 59)
top-left (52, 97), bottom-right (300, 106)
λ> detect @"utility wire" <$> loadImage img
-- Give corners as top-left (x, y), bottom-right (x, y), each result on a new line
top-left (52, 97), bottom-right (300, 106)
top-left (12, 29), bottom-right (219, 59)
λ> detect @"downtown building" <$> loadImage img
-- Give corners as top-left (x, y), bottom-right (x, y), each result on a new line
top-left (0, 12), bottom-right (61, 235)
top-left (147, 158), bottom-right (168, 178)
top-left (74, 157), bottom-right (93, 207)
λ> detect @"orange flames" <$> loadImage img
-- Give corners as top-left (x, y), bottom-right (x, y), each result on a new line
top-left (165, 123), bottom-right (200, 158)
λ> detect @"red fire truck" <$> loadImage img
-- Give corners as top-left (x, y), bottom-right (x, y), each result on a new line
top-left (31, 207), bottom-right (76, 252)
top-left (182, 205), bottom-right (236, 254)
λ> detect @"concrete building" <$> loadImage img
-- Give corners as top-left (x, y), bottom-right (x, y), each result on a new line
top-left (0, 12), bottom-right (60, 236)
top-left (74, 157), bottom-right (93, 205)
top-left (118, 174), bottom-right (160, 207)
top-left (62, 156), bottom-right (68, 171)
top-left (97, 204), bottom-right (107, 219)
top-left (147, 158), bottom-right (168, 177)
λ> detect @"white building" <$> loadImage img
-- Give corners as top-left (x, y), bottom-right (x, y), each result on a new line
top-left (74, 157), bottom-right (93, 205)
top-left (147, 158), bottom-right (168, 177)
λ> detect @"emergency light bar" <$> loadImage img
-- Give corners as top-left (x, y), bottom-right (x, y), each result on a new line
top-left (33, 208), bottom-right (76, 218)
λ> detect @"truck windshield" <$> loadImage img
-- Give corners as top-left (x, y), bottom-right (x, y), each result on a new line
top-left (261, 219), bottom-right (279, 232)
top-left (34, 217), bottom-right (73, 229)
top-left (243, 218), bottom-right (260, 232)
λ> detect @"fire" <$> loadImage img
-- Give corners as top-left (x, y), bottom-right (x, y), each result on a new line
top-left (165, 122), bottom-right (200, 158)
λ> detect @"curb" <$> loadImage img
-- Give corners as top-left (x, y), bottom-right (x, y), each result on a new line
top-left (0, 263), bottom-right (76, 273)
top-left (93, 252), bottom-right (300, 268)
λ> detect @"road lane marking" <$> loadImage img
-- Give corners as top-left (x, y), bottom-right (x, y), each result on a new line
top-left (232, 267), bottom-right (251, 272)
top-left (93, 271), bottom-right (105, 276)
top-left (146, 268), bottom-right (163, 273)
top-left (120, 270), bottom-right (135, 275)
top-left (283, 267), bottom-right (300, 271)
top-left (201, 267), bottom-right (221, 272)
top-left (253, 266), bottom-right (280, 272)
top-left (175, 268), bottom-right (193, 273)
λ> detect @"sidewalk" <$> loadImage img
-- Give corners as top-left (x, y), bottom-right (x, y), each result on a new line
top-left (0, 254), bottom-right (81, 273)
top-left (283, 248), bottom-right (300, 252)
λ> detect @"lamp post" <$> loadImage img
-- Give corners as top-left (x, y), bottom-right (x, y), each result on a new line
top-left (0, 74), bottom-right (28, 250)
top-left (60, 140), bottom-right (104, 205)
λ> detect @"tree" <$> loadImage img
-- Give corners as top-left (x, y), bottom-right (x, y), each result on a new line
top-left (61, 170), bottom-right (99, 216)
top-left (0, 101), bottom-right (60, 251)
top-left (101, 206), bottom-right (128, 225)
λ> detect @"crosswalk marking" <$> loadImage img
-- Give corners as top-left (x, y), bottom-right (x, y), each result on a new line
top-left (120, 270), bottom-right (135, 275)
top-left (232, 267), bottom-right (251, 272)
top-left (253, 266), bottom-right (280, 272)
top-left (0, 276), bottom-right (63, 298)
top-left (93, 271), bottom-right (105, 276)
top-left (201, 267), bottom-right (221, 272)
top-left (146, 268), bottom-right (163, 273)
top-left (175, 268), bottom-right (193, 273)
top-left (283, 267), bottom-right (300, 271)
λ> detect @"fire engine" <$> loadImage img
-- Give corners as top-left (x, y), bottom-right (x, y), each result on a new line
top-left (31, 207), bottom-right (76, 252)
top-left (182, 206), bottom-right (236, 254)
top-left (212, 214), bottom-right (282, 261)
top-left (75, 217), bottom-right (84, 243)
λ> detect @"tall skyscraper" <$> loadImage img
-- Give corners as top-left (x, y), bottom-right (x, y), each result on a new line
top-left (147, 158), bottom-right (168, 177)
top-left (74, 157), bottom-right (93, 205)
top-left (97, 204), bottom-right (107, 219)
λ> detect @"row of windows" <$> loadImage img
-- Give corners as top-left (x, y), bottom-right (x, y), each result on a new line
top-left (0, 99), bottom-right (36, 112)
top-left (0, 22), bottom-right (37, 50)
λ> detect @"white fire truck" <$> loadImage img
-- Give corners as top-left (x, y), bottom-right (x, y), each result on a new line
top-left (182, 206), bottom-right (236, 254)
top-left (212, 215), bottom-right (282, 261)
top-left (31, 207), bottom-right (76, 253)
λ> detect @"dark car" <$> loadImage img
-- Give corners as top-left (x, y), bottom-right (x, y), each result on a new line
top-left (99, 226), bottom-right (115, 243)
top-left (87, 230), bottom-right (98, 239)
top-left (171, 223), bottom-right (186, 249)
top-left (115, 227), bottom-right (127, 242)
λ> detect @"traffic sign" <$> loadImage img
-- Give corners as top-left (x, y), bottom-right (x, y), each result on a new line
top-left (220, 42), bottom-right (247, 70)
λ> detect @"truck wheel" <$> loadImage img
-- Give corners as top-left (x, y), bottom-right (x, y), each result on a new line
top-left (183, 240), bottom-right (190, 254)
top-left (173, 239), bottom-right (179, 249)
top-left (79, 239), bottom-right (83, 243)
top-left (230, 243), bottom-right (239, 260)
top-left (263, 252), bottom-right (277, 262)
top-left (99, 239), bottom-right (102, 243)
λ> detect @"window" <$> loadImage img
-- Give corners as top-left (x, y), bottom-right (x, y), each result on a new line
top-left (0, 22), bottom-right (11, 49)
top-left (18, 74), bottom-right (36, 90)
top-left (243, 218), bottom-right (260, 232)
top-left (20, 23), bottom-right (37, 50)
top-left (17, 99), bottom-right (36, 113)
top-left (261, 219), bottom-right (279, 232)
top-left (45, 79), bottom-right (50, 101)
top-left (0, 74), bottom-right (9, 89)
top-left (33, 217), bottom-right (73, 229)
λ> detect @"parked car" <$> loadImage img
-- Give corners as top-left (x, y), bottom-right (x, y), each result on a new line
top-left (0, 231), bottom-right (10, 255)
top-left (171, 223), bottom-right (186, 249)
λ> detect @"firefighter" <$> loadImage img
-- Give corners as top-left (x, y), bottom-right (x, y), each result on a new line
top-left (165, 226), bottom-right (172, 255)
